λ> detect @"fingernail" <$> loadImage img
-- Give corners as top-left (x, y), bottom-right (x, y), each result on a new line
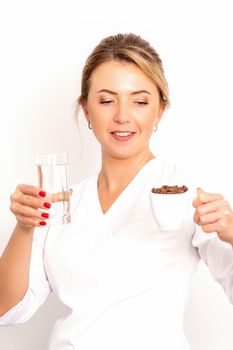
top-left (39, 221), bottom-right (47, 226)
top-left (39, 191), bottom-right (46, 197)
top-left (41, 212), bottom-right (49, 219)
top-left (44, 202), bottom-right (51, 209)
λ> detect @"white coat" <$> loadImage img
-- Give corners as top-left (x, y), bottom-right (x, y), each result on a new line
top-left (1, 158), bottom-right (233, 349)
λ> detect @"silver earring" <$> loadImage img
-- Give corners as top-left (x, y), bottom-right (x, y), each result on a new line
top-left (88, 121), bottom-right (92, 130)
top-left (154, 124), bottom-right (158, 132)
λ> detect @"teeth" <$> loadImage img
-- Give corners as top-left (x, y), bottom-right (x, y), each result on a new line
top-left (114, 132), bottom-right (132, 137)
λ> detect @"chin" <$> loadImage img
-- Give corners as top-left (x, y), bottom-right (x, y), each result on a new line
top-left (103, 142), bottom-right (150, 160)
top-left (106, 148), bottom-right (143, 161)
top-left (110, 153), bottom-right (132, 160)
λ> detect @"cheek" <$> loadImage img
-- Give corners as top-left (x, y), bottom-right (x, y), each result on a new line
top-left (87, 105), bottom-right (103, 123)
top-left (136, 110), bottom-right (156, 128)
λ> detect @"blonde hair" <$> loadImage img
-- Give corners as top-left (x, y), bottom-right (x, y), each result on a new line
top-left (77, 33), bottom-right (170, 108)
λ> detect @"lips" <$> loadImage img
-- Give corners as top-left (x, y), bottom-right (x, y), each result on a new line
top-left (110, 130), bottom-right (136, 142)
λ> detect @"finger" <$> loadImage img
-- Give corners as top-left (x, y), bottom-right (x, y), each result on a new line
top-left (199, 216), bottom-right (231, 234)
top-left (198, 191), bottom-right (223, 204)
top-left (198, 208), bottom-right (231, 225)
top-left (17, 184), bottom-right (46, 197)
top-left (10, 202), bottom-right (50, 220)
top-left (193, 198), bottom-right (231, 225)
top-left (193, 187), bottom-right (224, 208)
top-left (22, 196), bottom-right (51, 210)
top-left (11, 188), bottom-right (47, 206)
top-left (194, 206), bottom-right (224, 225)
top-left (15, 214), bottom-right (48, 228)
top-left (195, 199), bottom-right (228, 217)
top-left (200, 221), bottom-right (221, 234)
top-left (11, 194), bottom-right (51, 211)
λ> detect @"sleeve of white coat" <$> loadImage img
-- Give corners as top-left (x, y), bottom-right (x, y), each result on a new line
top-left (0, 226), bottom-right (52, 325)
top-left (192, 224), bottom-right (233, 304)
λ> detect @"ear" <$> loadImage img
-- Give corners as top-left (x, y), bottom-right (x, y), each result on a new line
top-left (81, 102), bottom-right (90, 124)
top-left (81, 102), bottom-right (88, 117)
top-left (156, 102), bottom-right (166, 124)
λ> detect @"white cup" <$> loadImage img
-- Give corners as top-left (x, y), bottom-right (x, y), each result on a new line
top-left (150, 189), bottom-right (190, 231)
top-left (36, 153), bottom-right (71, 225)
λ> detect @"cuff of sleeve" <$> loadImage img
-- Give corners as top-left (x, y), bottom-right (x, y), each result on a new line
top-left (0, 289), bottom-right (34, 326)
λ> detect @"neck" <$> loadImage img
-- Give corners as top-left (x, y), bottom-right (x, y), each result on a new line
top-left (98, 150), bottom-right (155, 192)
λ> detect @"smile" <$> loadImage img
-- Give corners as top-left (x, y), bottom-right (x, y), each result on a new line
top-left (110, 131), bottom-right (136, 141)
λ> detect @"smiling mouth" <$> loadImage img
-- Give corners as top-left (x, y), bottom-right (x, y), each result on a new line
top-left (110, 131), bottom-right (136, 141)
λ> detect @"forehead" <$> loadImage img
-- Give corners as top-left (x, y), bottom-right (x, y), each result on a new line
top-left (89, 60), bottom-right (158, 93)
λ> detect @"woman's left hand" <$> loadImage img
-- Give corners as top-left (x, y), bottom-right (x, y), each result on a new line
top-left (193, 188), bottom-right (233, 246)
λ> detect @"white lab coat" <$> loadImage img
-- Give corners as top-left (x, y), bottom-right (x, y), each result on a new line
top-left (1, 158), bottom-right (233, 349)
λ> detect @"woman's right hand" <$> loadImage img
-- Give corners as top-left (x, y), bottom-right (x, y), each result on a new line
top-left (10, 185), bottom-right (51, 229)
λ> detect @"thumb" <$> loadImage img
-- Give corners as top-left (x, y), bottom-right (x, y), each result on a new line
top-left (50, 189), bottom-right (73, 203)
top-left (192, 187), bottom-right (205, 208)
top-left (197, 187), bottom-right (204, 195)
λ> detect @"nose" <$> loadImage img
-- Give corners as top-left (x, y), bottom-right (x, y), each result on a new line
top-left (113, 102), bottom-right (130, 124)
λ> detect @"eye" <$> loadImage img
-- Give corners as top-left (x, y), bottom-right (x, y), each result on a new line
top-left (135, 100), bottom-right (149, 105)
top-left (100, 100), bottom-right (113, 104)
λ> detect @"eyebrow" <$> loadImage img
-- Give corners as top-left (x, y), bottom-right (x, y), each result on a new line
top-left (97, 89), bottom-right (151, 95)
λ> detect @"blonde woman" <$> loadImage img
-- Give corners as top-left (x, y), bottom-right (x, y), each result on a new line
top-left (0, 33), bottom-right (233, 349)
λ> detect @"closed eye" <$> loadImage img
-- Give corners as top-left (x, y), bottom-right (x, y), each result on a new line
top-left (135, 101), bottom-right (149, 105)
top-left (100, 100), bottom-right (113, 104)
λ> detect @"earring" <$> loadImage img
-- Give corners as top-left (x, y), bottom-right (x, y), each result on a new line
top-left (88, 121), bottom-right (92, 130)
top-left (154, 124), bottom-right (158, 132)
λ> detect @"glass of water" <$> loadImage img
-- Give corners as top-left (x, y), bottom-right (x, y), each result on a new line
top-left (36, 153), bottom-right (71, 224)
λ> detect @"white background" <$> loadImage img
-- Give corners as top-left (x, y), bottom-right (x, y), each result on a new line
top-left (1, 0), bottom-right (233, 349)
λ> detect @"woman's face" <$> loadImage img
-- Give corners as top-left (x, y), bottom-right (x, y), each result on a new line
top-left (83, 60), bottom-right (165, 160)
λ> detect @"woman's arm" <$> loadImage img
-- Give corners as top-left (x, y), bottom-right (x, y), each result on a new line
top-left (0, 184), bottom-right (50, 316)
top-left (0, 225), bottom-right (35, 316)
top-left (192, 188), bottom-right (233, 303)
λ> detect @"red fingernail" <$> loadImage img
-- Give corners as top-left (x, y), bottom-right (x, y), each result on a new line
top-left (41, 212), bottom-right (49, 219)
top-left (39, 191), bottom-right (46, 197)
top-left (39, 221), bottom-right (47, 226)
top-left (44, 202), bottom-right (51, 209)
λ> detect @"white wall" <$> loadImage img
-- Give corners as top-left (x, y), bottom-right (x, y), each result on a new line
top-left (1, 0), bottom-right (233, 349)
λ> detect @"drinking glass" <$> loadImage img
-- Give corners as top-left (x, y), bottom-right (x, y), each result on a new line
top-left (36, 153), bottom-right (71, 224)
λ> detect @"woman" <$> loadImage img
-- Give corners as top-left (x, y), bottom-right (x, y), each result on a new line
top-left (0, 33), bottom-right (233, 349)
